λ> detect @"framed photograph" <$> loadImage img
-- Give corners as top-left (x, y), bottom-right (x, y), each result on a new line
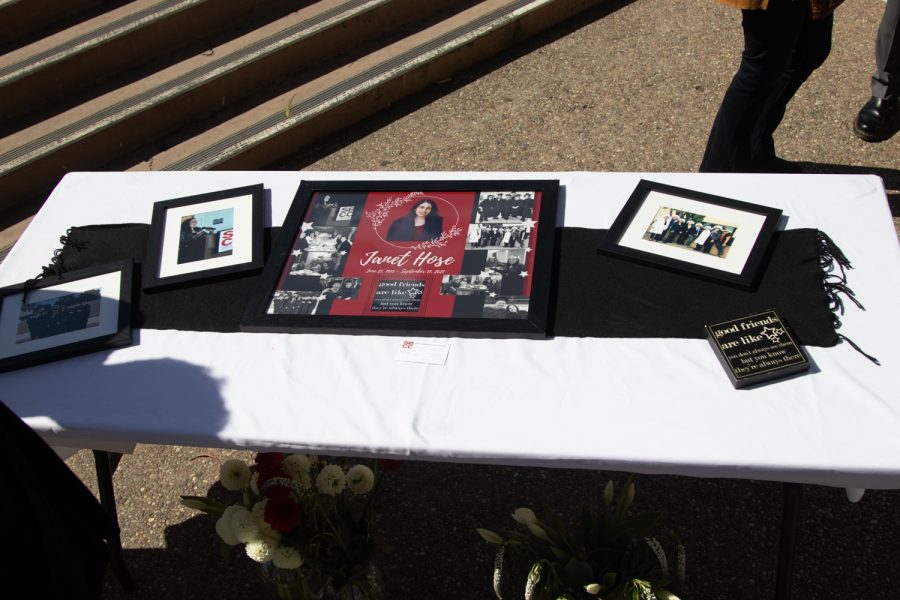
top-left (598, 180), bottom-right (782, 288)
top-left (143, 184), bottom-right (265, 291)
top-left (242, 180), bottom-right (559, 338)
top-left (0, 261), bottom-right (133, 373)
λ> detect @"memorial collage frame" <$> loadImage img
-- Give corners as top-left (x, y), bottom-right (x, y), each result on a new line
top-left (241, 179), bottom-right (560, 338)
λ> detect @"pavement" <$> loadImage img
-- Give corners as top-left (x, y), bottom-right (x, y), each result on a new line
top-left (59, 0), bottom-right (899, 599)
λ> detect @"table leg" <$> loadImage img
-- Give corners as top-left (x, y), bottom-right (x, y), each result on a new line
top-left (774, 482), bottom-right (802, 600)
top-left (93, 450), bottom-right (135, 591)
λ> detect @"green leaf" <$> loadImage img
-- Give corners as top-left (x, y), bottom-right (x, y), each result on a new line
top-left (179, 495), bottom-right (228, 515)
top-left (563, 557), bottom-right (594, 586)
top-left (622, 512), bottom-right (661, 537)
top-left (217, 540), bottom-right (236, 561)
top-left (550, 546), bottom-right (571, 562)
top-left (580, 507), bottom-right (593, 538)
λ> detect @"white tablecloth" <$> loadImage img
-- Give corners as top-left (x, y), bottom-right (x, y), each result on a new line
top-left (1, 171), bottom-right (897, 490)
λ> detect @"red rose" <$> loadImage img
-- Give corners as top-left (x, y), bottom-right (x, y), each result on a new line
top-left (255, 452), bottom-right (287, 485)
top-left (264, 496), bottom-right (302, 532)
top-left (264, 483), bottom-right (293, 501)
top-left (377, 458), bottom-right (404, 472)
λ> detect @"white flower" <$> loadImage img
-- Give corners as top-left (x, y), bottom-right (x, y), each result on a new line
top-left (230, 507), bottom-right (259, 544)
top-left (675, 544), bottom-right (686, 585)
top-left (346, 464), bottom-right (375, 494)
top-left (219, 459), bottom-right (251, 491)
top-left (245, 537), bottom-right (277, 563)
top-left (315, 464), bottom-right (346, 496)
top-left (511, 507), bottom-right (537, 525)
top-left (645, 537), bottom-right (668, 574)
top-left (251, 500), bottom-right (281, 540)
top-left (215, 505), bottom-right (244, 546)
top-left (524, 562), bottom-right (542, 600)
top-left (585, 583), bottom-right (603, 595)
top-left (492, 545), bottom-right (505, 599)
top-left (272, 545), bottom-right (304, 570)
top-left (283, 454), bottom-right (312, 486)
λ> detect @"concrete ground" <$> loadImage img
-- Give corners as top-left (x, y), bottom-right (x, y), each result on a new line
top-left (60, 0), bottom-right (898, 598)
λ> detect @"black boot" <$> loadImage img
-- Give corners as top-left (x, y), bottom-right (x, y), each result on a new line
top-left (853, 96), bottom-right (898, 142)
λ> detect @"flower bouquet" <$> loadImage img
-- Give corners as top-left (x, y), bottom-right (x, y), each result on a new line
top-left (182, 452), bottom-right (388, 600)
top-left (477, 478), bottom-right (685, 600)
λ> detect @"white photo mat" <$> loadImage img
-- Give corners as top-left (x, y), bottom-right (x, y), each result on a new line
top-left (0, 270), bottom-right (123, 359)
top-left (617, 190), bottom-right (768, 275)
top-left (157, 194), bottom-right (255, 278)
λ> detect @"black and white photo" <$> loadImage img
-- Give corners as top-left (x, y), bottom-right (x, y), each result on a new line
top-left (0, 261), bottom-right (133, 372)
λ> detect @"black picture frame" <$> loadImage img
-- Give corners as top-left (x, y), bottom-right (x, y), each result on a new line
top-left (242, 179), bottom-right (559, 338)
top-left (598, 179), bottom-right (782, 288)
top-left (0, 261), bottom-right (133, 373)
top-left (143, 184), bottom-right (265, 291)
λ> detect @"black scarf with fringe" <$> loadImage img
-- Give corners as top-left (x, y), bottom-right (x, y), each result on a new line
top-left (26, 225), bottom-right (860, 348)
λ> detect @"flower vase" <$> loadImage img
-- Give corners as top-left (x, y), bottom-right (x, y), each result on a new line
top-left (323, 561), bottom-right (384, 600)
top-left (257, 562), bottom-right (326, 600)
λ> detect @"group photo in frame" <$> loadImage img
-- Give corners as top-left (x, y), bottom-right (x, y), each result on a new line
top-left (143, 184), bottom-right (265, 291)
top-left (242, 180), bottom-right (559, 338)
top-left (598, 180), bottom-right (782, 288)
top-left (0, 261), bottom-right (133, 373)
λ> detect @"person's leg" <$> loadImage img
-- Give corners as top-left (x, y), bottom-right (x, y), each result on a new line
top-left (749, 10), bottom-right (833, 166)
top-left (700, 0), bottom-right (807, 172)
top-left (872, 0), bottom-right (900, 99)
top-left (854, 0), bottom-right (899, 141)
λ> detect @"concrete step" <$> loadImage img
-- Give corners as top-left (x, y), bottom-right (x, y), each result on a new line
top-left (0, 0), bottom-right (607, 240)
top-left (0, 0), bottom-right (303, 124)
top-left (0, 0), bottom-right (115, 49)
top-left (0, 0), bottom-right (468, 215)
top-left (138, 0), bottom-right (607, 171)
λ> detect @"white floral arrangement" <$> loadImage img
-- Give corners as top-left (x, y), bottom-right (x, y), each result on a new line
top-left (182, 452), bottom-right (387, 591)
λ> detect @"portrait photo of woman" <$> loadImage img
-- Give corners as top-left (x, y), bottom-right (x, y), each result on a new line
top-left (386, 198), bottom-right (443, 242)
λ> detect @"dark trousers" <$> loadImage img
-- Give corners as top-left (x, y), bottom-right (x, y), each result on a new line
top-left (700, 0), bottom-right (833, 172)
top-left (872, 0), bottom-right (899, 98)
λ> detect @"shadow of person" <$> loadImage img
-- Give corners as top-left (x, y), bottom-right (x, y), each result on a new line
top-left (101, 504), bottom-right (260, 600)
top-left (2, 356), bottom-right (231, 444)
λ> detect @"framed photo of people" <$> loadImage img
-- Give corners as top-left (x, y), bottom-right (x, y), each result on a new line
top-left (242, 180), bottom-right (559, 338)
top-left (143, 184), bottom-right (265, 291)
top-left (0, 261), bottom-right (133, 373)
top-left (598, 180), bottom-right (782, 288)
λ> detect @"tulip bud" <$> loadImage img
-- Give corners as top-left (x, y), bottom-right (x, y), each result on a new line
top-left (476, 528), bottom-right (504, 544)
top-left (584, 583), bottom-right (603, 595)
top-left (602, 480), bottom-right (614, 507)
top-left (512, 507), bottom-right (538, 525)
top-left (622, 481), bottom-right (635, 510)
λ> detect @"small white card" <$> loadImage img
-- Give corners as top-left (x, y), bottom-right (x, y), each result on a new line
top-left (395, 338), bottom-right (451, 365)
